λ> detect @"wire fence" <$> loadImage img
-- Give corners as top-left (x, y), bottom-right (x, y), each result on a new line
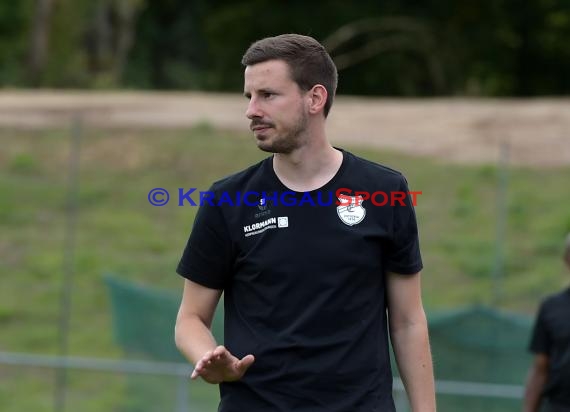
top-left (0, 351), bottom-right (524, 412)
top-left (2, 112), bottom-right (545, 412)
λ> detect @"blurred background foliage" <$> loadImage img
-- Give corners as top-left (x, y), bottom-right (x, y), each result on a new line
top-left (2, 0), bottom-right (569, 96)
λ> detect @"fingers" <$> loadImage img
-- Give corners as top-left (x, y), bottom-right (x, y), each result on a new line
top-left (191, 358), bottom-right (206, 379)
top-left (212, 345), bottom-right (229, 360)
top-left (191, 349), bottom-right (213, 379)
top-left (190, 347), bottom-right (255, 382)
top-left (190, 346), bottom-right (230, 380)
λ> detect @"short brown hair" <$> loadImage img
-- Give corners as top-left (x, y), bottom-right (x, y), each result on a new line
top-left (242, 34), bottom-right (338, 118)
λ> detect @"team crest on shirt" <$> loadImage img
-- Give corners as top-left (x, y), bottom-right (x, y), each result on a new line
top-left (336, 196), bottom-right (366, 226)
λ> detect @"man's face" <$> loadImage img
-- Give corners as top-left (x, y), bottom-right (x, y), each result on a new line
top-left (243, 60), bottom-right (309, 154)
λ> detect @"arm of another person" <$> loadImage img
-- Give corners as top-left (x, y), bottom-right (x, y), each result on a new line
top-left (387, 271), bottom-right (436, 412)
top-left (175, 279), bottom-right (254, 383)
top-left (523, 354), bottom-right (549, 412)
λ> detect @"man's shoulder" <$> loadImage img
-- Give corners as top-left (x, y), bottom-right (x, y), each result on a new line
top-left (345, 150), bottom-right (408, 184)
top-left (541, 287), bottom-right (570, 309)
top-left (550, 287), bottom-right (570, 302)
top-left (210, 157), bottom-right (270, 192)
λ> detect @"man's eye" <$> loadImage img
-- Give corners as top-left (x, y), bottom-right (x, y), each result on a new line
top-left (263, 93), bottom-right (274, 98)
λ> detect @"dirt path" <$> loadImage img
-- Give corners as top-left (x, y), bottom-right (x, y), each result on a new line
top-left (1, 91), bottom-right (569, 167)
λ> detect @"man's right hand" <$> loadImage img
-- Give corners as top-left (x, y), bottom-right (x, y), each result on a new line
top-left (190, 345), bottom-right (255, 384)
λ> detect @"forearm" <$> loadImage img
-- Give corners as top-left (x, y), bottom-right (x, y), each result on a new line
top-left (390, 316), bottom-right (436, 412)
top-left (523, 368), bottom-right (547, 412)
top-left (175, 314), bottom-right (218, 366)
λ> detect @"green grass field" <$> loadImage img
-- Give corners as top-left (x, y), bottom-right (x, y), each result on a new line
top-left (1, 125), bottom-right (570, 411)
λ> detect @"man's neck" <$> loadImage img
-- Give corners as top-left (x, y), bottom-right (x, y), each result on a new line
top-left (272, 137), bottom-right (343, 192)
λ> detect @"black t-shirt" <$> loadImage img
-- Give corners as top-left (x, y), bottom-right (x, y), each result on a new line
top-left (177, 149), bottom-right (423, 412)
top-left (529, 287), bottom-right (570, 406)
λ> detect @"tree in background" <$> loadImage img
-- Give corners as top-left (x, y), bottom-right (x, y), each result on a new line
top-left (0, 0), bottom-right (31, 86)
top-left (28, 0), bottom-right (53, 86)
top-left (122, 0), bottom-right (210, 89)
top-left (22, 0), bottom-right (144, 88)
top-left (2, 0), bottom-right (569, 95)
top-left (84, 0), bottom-right (144, 86)
top-left (322, 17), bottom-right (446, 94)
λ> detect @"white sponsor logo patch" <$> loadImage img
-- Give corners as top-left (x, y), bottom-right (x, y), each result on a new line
top-left (277, 216), bottom-right (288, 228)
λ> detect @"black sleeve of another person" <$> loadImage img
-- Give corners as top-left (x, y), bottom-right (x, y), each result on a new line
top-left (385, 175), bottom-right (423, 275)
top-left (176, 197), bottom-right (234, 290)
top-left (529, 301), bottom-right (551, 355)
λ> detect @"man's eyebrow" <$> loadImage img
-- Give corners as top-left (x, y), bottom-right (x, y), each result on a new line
top-left (243, 88), bottom-right (278, 97)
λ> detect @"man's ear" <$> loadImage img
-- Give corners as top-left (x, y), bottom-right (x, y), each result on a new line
top-left (307, 85), bottom-right (328, 115)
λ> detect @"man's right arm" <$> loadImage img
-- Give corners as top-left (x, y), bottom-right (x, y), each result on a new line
top-left (175, 279), bottom-right (255, 383)
top-left (175, 279), bottom-right (222, 366)
top-left (523, 353), bottom-right (549, 412)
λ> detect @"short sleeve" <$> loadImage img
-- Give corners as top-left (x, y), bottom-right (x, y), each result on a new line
top-left (176, 196), bottom-right (235, 290)
top-left (529, 301), bottom-right (551, 355)
top-left (385, 175), bottom-right (423, 275)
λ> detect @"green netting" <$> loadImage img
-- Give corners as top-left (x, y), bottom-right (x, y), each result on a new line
top-left (105, 275), bottom-right (224, 361)
top-left (105, 276), bottom-right (534, 412)
top-left (423, 305), bottom-right (533, 412)
top-left (104, 275), bottom-right (224, 412)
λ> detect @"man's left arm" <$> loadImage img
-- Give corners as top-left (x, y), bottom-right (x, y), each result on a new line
top-left (387, 271), bottom-right (436, 412)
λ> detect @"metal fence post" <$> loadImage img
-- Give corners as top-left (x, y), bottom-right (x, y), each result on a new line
top-left (175, 367), bottom-right (190, 412)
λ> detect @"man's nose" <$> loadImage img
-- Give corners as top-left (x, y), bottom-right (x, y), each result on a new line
top-left (245, 98), bottom-right (263, 119)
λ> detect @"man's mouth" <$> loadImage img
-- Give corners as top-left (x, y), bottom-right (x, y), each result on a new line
top-left (251, 123), bottom-right (273, 132)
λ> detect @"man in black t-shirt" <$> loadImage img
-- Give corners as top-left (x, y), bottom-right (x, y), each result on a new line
top-left (174, 34), bottom-right (435, 412)
top-left (524, 234), bottom-right (570, 412)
